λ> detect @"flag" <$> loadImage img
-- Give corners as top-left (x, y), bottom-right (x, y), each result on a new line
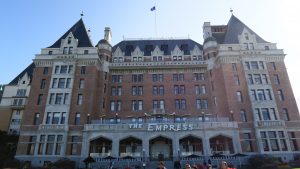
top-left (150, 6), bottom-right (156, 11)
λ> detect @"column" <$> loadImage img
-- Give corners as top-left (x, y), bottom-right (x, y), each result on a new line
top-left (142, 139), bottom-right (149, 161)
top-left (203, 132), bottom-right (211, 155)
top-left (112, 139), bottom-right (119, 157)
top-left (81, 132), bottom-right (89, 158)
top-left (173, 137), bottom-right (180, 160)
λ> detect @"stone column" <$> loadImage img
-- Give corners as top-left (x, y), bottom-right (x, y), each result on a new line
top-left (142, 138), bottom-right (149, 161)
top-left (112, 139), bottom-right (119, 157)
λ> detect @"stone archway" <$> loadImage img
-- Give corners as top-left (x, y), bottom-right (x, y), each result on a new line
top-left (149, 136), bottom-right (173, 161)
top-left (89, 137), bottom-right (112, 157)
top-left (179, 135), bottom-right (203, 156)
top-left (119, 136), bottom-right (142, 157)
top-left (209, 135), bottom-right (234, 155)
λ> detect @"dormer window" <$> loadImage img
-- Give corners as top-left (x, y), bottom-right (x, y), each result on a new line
top-left (265, 46), bottom-right (270, 50)
top-left (178, 56), bottom-right (183, 61)
top-left (125, 45), bottom-right (134, 56)
top-left (68, 47), bottom-right (73, 54)
top-left (160, 44), bottom-right (168, 55)
top-left (63, 47), bottom-right (68, 54)
top-left (180, 44), bottom-right (188, 55)
top-left (145, 45), bottom-right (153, 56)
top-left (173, 56), bottom-right (177, 61)
top-left (67, 37), bottom-right (72, 44)
top-left (245, 33), bottom-right (249, 40)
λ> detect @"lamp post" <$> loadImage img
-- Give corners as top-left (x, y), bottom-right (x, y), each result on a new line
top-left (87, 114), bottom-right (90, 124)
top-left (230, 110), bottom-right (234, 121)
top-left (115, 113), bottom-right (118, 124)
top-left (142, 148), bottom-right (146, 169)
top-left (172, 112), bottom-right (176, 123)
top-left (201, 112), bottom-right (205, 122)
top-left (144, 113), bottom-right (148, 123)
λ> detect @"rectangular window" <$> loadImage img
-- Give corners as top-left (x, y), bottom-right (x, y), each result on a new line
top-left (262, 108), bottom-right (270, 120)
top-left (152, 74), bottom-right (158, 82)
top-left (71, 136), bottom-right (79, 155)
top-left (79, 79), bottom-right (84, 89)
top-left (52, 112), bottom-right (60, 124)
top-left (66, 78), bottom-right (71, 88)
top-left (232, 63), bottom-right (237, 71)
top-left (61, 112), bottom-right (66, 124)
top-left (55, 93), bottom-right (63, 104)
top-left (288, 132), bottom-right (299, 151)
top-left (254, 74), bottom-right (262, 84)
top-left (117, 100), bottom-right (122, 111)
top-left (60, 65), bottom-right (68, 74)
top-left (68, 65), bottom-right (73, 74)
top-left (132, 100), bottom-right (137, 111)
top-left (159, 100), bottom-right (165, 109)
top-left (132, 74), bottom-right (143, 82)
top-left (81, 66), bottom-right (86, 74)
top-left (250, 90), bottom-right (257, 101)
top-left (54, 66), bottom-right (59, 74)
top-left (159, 86), bottom-right (164, 96)
top-left (234, 75), bottom-right (240, 85)
top-left (180, 85), bottom-right (185, 94)
top-left (271, 62), bottom-right (276, 70)
top-left (52, 78), bottom-right (57, 88)
top-left (110, 101), bottom-right (115, 111)
top-left (181, 99), bottom-right (186, 110)
top-left (138, 86), bottom-right (143, 96)
top-left (117, 86), bottom-right (122, 96)
top-left (138, 100), bottom-right (143, 111)
top-left (175, 99), bottom-right (180, 110)
top-left (38, 135), bottom-right (45, 154)
top-left (58, 78), bottom-right (65, 88)
top-left (270, 108), bottom-right (277, 120)
top-left (55, 135), bottom-right (63, 155)
top-left (33, 113), bottom-right (40, 125)
top-left (260, 132), bottom-right (269, 151)
top-left (77, 94), bottom-right (83, 105)
top-left (236, 91), bottom-right (243, 102)
top-left (257, 89), bottom-right (266, 101)
top-left (202, 99), bottom-right (208, 109)
top-left (111, 87), bottom-right (116, 96)
top-left (245, 62), bottom-right (250, 70)
top-left (153, 100), bottom-right (158, 109)
top-left (179, 73), bottom-right (184, 81)
top-left (68, 47), bottom-right (73, 54)
top-left (247, 74), bottom-right (253, 84)
top-left (84, 50), bottom-right (88, 54)
top-left (46, 112), bottom-right (51, 124)
top-left (196, 99), bottom-right (201, 109)
top-left (173, 74), bottom-right (178, 81)
top-left (63, 47), bottom-right (68, 54)
top-left (159, 74), bottom-right (164, 82)
top-left (40, 79), bottom-right (46, 89)
top-left (265, 89), bottom-right (272, 100)
top-left (132, 86), bottom-right (137, 96)
top-left (240, 110), bottom-right (247, 122)
top-left (43, 67), bottom-right (49, 74)
top-left (283, 108), bottom-right (289, 121)
top-left (75, 113), bottom-right (80, 125)
top-left (37, 94), bottom-right (43, 105)
top-left (277, 90), bottom-right (284, 101)
top-left (63, 93), bottom-right (70, 104)
top-left (242, 133), bottom-right (253, 152)
top-left (255, 109), bottom-right (261, 121)
top-left (46, 135), bottom-right (55, 155)
top-left (251, 61), bottom-right (258, 70)
top-left (259, 61), bottom-right (264, 69)
top-left (27, 136), bottom-right (37, 155)
top-left (174, 85), bottom-right (179, 95)
top-left (262, 74), bottom-right (268, 84)
top-left (274, 74), bottom-right (280, 85)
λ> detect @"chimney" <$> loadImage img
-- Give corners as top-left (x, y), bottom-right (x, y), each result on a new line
top-left (104, 27), bottom-right (112, 44)
top-left (203, 22), bottom-right (212, 40)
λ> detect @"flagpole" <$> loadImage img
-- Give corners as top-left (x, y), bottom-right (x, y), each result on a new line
top-left (155, 1), bottom-right (157, 37)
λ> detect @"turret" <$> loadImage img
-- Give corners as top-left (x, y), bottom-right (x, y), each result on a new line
top-left (97, 27), bottom-right (112, 62)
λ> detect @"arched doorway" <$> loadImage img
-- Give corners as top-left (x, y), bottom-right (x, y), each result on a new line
top-left (149, 136), bottom-right (173, 161)
top-left (179, 135), bottom-right (203, 156)
top-left (119, 137), bottom-right (142, 157)
top-left (89, 137), bottom-right (112, 157)
top-left (209, 135), bottom-right (234, 155)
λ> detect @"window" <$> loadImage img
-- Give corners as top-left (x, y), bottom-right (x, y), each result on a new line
top-left (77, 94), bottom-right (83, 105)
top-left (282, 108), bottom-right (289, 121)
top-left (244, 43), bottom-right (249, 50)
top-left (278, 131), bottom-right (288, 151)
top-left (132, 86), bottom-right (137, 96)
top-left (194, 73), bottom-right (205, 80)
top-left (117, 100), bottom-right (122, 111)
top-left (179, 74), bottom-right (184, 81)
top-left (152, 74), bottom-right (158, 82)
top-left (250, 90), bottom-right (257, 101)
top-left (138, 100), bottom-right (143, 110)
top-left (52, 112), bottom-right (60, 124)
top-left (153, 100), bottom-right (159, 109)
top-left (61, 112), bottom-right (66, 124)
top-left (173, 74), bottom-right (178, 81)
top-left (132, 74), bottom-right (143, 82)
top-left (37, 94), bottom-right (43, 105)
top-left (228, 47), bottom-right (233, 51)
top-left (60, 65), bottom-right (68, 74)
top-left (234, 75), bottom-right (240, 85)
top-left (240, 110), bottom-right (247, 122)
top-left (159, 100), bottom-right (165, 109)
top-left (245, 62), bottom-right (250, 70)
top-left (79, 79), bottom-right (84, 89)
top-left (249, 43), bottom-right (254, 50)
top-left (251, 61), bottom-right (258, 70)
top-left (33, 113), bottom-right (40, 125)
top-left (117, 86), bottom-right (122, 96)
top-left (46, 135), bottom-right (55, 155)
top-left (132, 100), bottom-right (137, 111)
top-left (38, 135), bottom-right (45, 154)
top-left (181, 99), bottom-right (186, 110)
top-left (52, 78), bottom-right (57, 88)
top-left (257, 89), bottom-right (266, 101)
top-left (68, 65), bottom-right (73, 74)
top-left (245, 33), bottom-right (249, 40)
top-left (159, 74), bottom-right (164, 82)
top-left (269, 131), bottom-right (279, 151)
top-left (84, 50), bottom-right (89, 54)
top-left (236, 91), bottom-right (243, 102)
top-left (274, 74), bottom-right (280, 85)
top-left (277, 90), bottom-right (284, 101)
top-left (16, 89), bottom-right (26, 96)
top-left (196, 99), bottom-right (201, 109)
top-left (271, 62), bottom-right (276, 70)
top-left (247, 74), bottom-right (253, 84)
top-left (261, 132), bottom-right (269, 151)
top-left (242, 133), bottom-right (253, 152)
top-left (55, 135), bottom-right (63, 155)
top-left (254, 74), bottom-right (262, 84)
top-left (58, 78), bottom-right (65, 88)
top-left (71, 136), bottom-right (79, 155)
top-left (255, 108), bottom-right (261, 121)
top-left (63, 47), bottom-right (68, 54)
top-left (262, 108), bottom-right (270, 120)
top-left (232, 63), bottom-right (237, 71)
top-left (265, 89), bottom-right (272, 100)
top-left (265, 46), bottom-right (270, 50)
top-left (40, 79), bottom-right (46, 89)
top-left (55, 93), bottom-right (63, 104)
top-left (175, 99), bottom-right (180, 110)
top-left (48, 51), bottom-right (53, 55)
top-left (288, 132), bottom-right (299, 151)
top-left (68, 47), bottom-right (73, 54)
top-left (43, 67), bottom-right (49, 75)
top-left (27, 136), bottom-right (37, 155)
top-left (270, 108), bottom-right (277, 120)
top-left (259, 61), bottom-right (264, 69)
top-left (159, 86), bottom-right (164, 95)
top-left (81, 66), bottom-right (86, 74)
top-left (112, 75), bottom-right (123, 83)
top-left (75, 113), bottom-right (80, 125)
top-left (262, 74), bottom-right (268, 84)
top-left (180, 85), bottom-right (185, 94)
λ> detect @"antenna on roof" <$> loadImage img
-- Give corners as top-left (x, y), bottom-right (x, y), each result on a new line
top-left (230, 8), bottom-right (233, 14)
top-left (80, 11), bottom-right (84, 18)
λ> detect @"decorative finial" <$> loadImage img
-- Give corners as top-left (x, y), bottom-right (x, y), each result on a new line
top-left (80, 11), bottom-right (84, 17)
top-left (230, 8), bottom-right (233, 14)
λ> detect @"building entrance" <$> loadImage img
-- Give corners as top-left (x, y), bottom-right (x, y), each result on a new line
top-left (149, 136), bottom-right (173, 161)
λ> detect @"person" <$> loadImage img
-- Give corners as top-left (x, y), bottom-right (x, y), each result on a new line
top-left (192, 164), bottom-right (198, 169)
top-left (207, 164), bottom-right (212, 169)
top-left (157, 161), bottom-right (167, 169)
top-left (174, 160), bottom-right (181, 169)
top-left (185, 163), bottom-right (192, 169)
top-left (220, 161), bottom-right (227, 169)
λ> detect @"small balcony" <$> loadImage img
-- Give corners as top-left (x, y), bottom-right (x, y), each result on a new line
top-left (10, 98), bottom-right (27, 109)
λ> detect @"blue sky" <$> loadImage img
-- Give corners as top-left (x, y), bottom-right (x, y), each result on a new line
top-left (1, 0), bottom-right (300, 107)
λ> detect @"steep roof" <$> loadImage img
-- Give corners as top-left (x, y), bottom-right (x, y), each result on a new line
top-left (48, 18), bottom-right (93, 48)
top-left (113, 39), bottom-right (203, 56)
top-left (211, 15), bottom-right (268, 44)
top-left (9, 63), bottom-right (35, 85)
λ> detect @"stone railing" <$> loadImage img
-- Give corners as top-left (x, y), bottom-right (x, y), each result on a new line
top-left (38, 124), bottom-right (68, 132)
top-left (110, 60), bottom-right (206, 68)
top-left (255, 120), bottom-right (285, 128)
